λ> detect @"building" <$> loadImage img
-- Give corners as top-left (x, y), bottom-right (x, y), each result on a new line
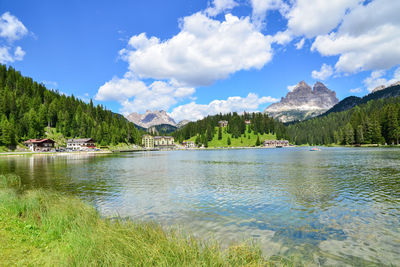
top-left (142, 135), bottom-right (174, 149)
top-left (67, 138), bottom-right (96, 151)
top-left (142, 135), bottom-right (154, 148)
top-left (263, 140), bottom-right (289, 147)
top-left (182, 141), bottom-right (196, 148)
top-left (24, 139), bottom-right (55, 152)
top-left (244, 120), bottom-right (251, 125)
top-left (154, 136), bottom-right (174, 147)
top-left (219, 120), bottom-right (228, 127)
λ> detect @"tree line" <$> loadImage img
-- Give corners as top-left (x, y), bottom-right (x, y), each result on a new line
top-left (287, 97), bottom-right (400, 145)
top-left (0, 64), bottom-right (143, 148)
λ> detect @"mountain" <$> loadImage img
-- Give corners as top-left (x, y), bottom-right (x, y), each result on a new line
top-left (148, 124), bottom-right (177, 135)
top-left (126, 110), bottom-right (176, 129)
top-left (176, 120), bottom-right (190, 128)
top-left (323, 82), bottom-right (400, 116)
top-left (264, 81), bottom-right (339, 122)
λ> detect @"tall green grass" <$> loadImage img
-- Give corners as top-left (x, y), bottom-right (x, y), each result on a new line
top-left (0, 174), bottom-right (292, 266)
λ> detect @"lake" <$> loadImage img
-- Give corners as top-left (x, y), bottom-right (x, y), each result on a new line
top-left (1, 147), bottom-right (399, 266)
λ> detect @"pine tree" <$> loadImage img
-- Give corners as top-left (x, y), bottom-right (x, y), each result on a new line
top-left (256, 135), bottom-right (260, 146)
top-left (227, 136), bottom-right (231, 146)
top-left (218, 126), bottom-right (222, 140)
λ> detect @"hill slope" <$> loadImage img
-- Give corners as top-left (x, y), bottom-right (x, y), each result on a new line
top-left (323, 83), bottom-right (400, 116)
top-left (0, 64), bottom-right (142, 147)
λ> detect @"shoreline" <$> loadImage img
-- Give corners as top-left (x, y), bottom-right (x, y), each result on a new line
top-left (1, 144), bottom-right (399, 157)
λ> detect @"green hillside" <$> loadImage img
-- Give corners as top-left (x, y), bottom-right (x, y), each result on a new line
top-left (187, 125), bottom-right (275, 147)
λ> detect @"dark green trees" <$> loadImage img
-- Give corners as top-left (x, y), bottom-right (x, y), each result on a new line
top-left (287, 96), bottom-right (400, 145)
top-left (0, 64), bottom-right (142, 147)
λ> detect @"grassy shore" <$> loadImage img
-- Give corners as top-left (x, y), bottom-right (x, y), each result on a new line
top-left (0, 174), bottom-right (291, 266)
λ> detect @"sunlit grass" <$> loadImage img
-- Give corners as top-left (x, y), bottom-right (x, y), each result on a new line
top-left (0, 174), bottom-right (291, 266)
top-left (188, 126), bottom-right (276, 148)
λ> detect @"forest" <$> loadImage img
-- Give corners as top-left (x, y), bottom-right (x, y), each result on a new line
top-left (287, 97), bottom-right (400, 145)
top-left (0, 64), bottom-right (142, 148)
top-left (173, 112), bottom-right (287, 146)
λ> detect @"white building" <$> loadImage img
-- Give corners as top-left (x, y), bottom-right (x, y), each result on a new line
top-left (67, 138), bottom-right (96, 150)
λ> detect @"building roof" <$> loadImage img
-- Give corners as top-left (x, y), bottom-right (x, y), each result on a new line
top-left (67, 138), bottom-right (95, 143)
top-left (154, 136), bottom-right (174, 139)
top-left (24, 138), bottom-right (55, 144)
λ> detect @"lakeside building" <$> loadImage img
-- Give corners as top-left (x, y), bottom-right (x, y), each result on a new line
top-left (67, 138), bottom-right (96, 151)
top-left (182, 141), bottom-right (196, 148)
top-left (219, 120), bottom-right (228, 127)
top-left (263, 140), bottom-right (289, 147)
top-left (24, 139), bottom-right (55, 152)
top-left (142, 135), bottom-right (174, 149)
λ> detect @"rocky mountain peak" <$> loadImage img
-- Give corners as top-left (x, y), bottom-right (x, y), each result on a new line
top-left (264, 81), bottom-right (339, 122)
top-left (126, 110), bottom-right (177, 129)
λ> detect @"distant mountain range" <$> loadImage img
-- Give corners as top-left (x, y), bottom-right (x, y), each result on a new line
top-left (264, 81), bottom-right (339, 122)
top-left (126, 110), bottom-right (189, 130)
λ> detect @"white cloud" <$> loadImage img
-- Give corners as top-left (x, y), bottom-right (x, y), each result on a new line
top-left (295, 38), bottom-right (305, 49)
top-left (0, 46), bottom-right (25, 63)
top-left (287, 84), bottom-right (296, 91)
top-left (363, 67), bottom-right (400, 92)
top-left (311, 64), bottom-right (333, 80)
top-left (286, 0), bottom-right (360, 38)
top-left (170, 93), bottom-right (278, 121)
top-left (0, 12), bottom-right (28, 42)
top-left (42, 80), bottom-right (58, 88)
top-left (349, 87), bottom-right (363, 93)
top-left (249, 0), bottom-right (289, 29)
top-left (0, 12), bottom-right (28, 64)
top-left (119, 12), bottom-right (273, 87)
top-left (206, 0), bottom-right (237, 16)
top-left (96, 77), bottom-right (195, 115)
top-left (271, 30), bottom-right (292, 45)
top-left (13, 46), bottom-right (25, 60)
top-left (311, 0), bottom-right (400, 73)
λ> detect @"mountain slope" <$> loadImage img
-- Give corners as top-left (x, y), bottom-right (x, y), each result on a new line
top-left (323, 82), bottom-right (400, 116)
top-left (264, 81), bottom-right (338, 122)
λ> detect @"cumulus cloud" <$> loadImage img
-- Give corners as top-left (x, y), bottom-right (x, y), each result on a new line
top-left (96, 77), bottom-right (195, 115)
top-left (363, 67), bottom-right (400, 92)
top-left (170, 93), bottom-right (278, 121)
top-left (311, 0), bottom-right (400, 73)
top-left (0, 12), bottom-right (28, 42)
top-left (286, 0), bottom-right (360, 38)
top-left (249, 0), bottom-right (289, 29)
top-left (206, 0), bottom-right (237, 16)
top-left (119, 12), bottom-right (273, 87)
top-left (0, 45), bottom-right (26, 63)
top-left (311, 64), bottom-right (333, 80)
top-left (0, 12), bottom-right (28, 64)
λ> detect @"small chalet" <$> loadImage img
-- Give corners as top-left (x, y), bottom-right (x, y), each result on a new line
top-left (67, 138), bottom-right (96, 151)
top-left (182, 141), bottom-right (196, 148)
top-left (24, 139), bottom-right (55, 152)
top-left (219, 120), bottom-right (228, 127)
top-left (244, 120), bottom-right (251, 125)
top-left (263, 140), bottom-right (289, 147)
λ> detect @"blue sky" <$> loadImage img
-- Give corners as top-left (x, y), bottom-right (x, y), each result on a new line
top-left (1, 0), bottom-right (399, 121)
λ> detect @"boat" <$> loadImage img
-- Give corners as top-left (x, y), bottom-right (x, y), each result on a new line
top-left (310, 147), bottom-right (321, 151)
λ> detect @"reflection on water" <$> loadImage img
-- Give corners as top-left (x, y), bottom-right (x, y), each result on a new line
top-left (1, 148), bottom-right (400, 266)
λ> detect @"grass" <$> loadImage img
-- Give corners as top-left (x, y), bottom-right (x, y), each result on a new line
top-left (188, 126), bottom-right (276, 148)
top-left (0, 174), bottom-right (292, 266)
